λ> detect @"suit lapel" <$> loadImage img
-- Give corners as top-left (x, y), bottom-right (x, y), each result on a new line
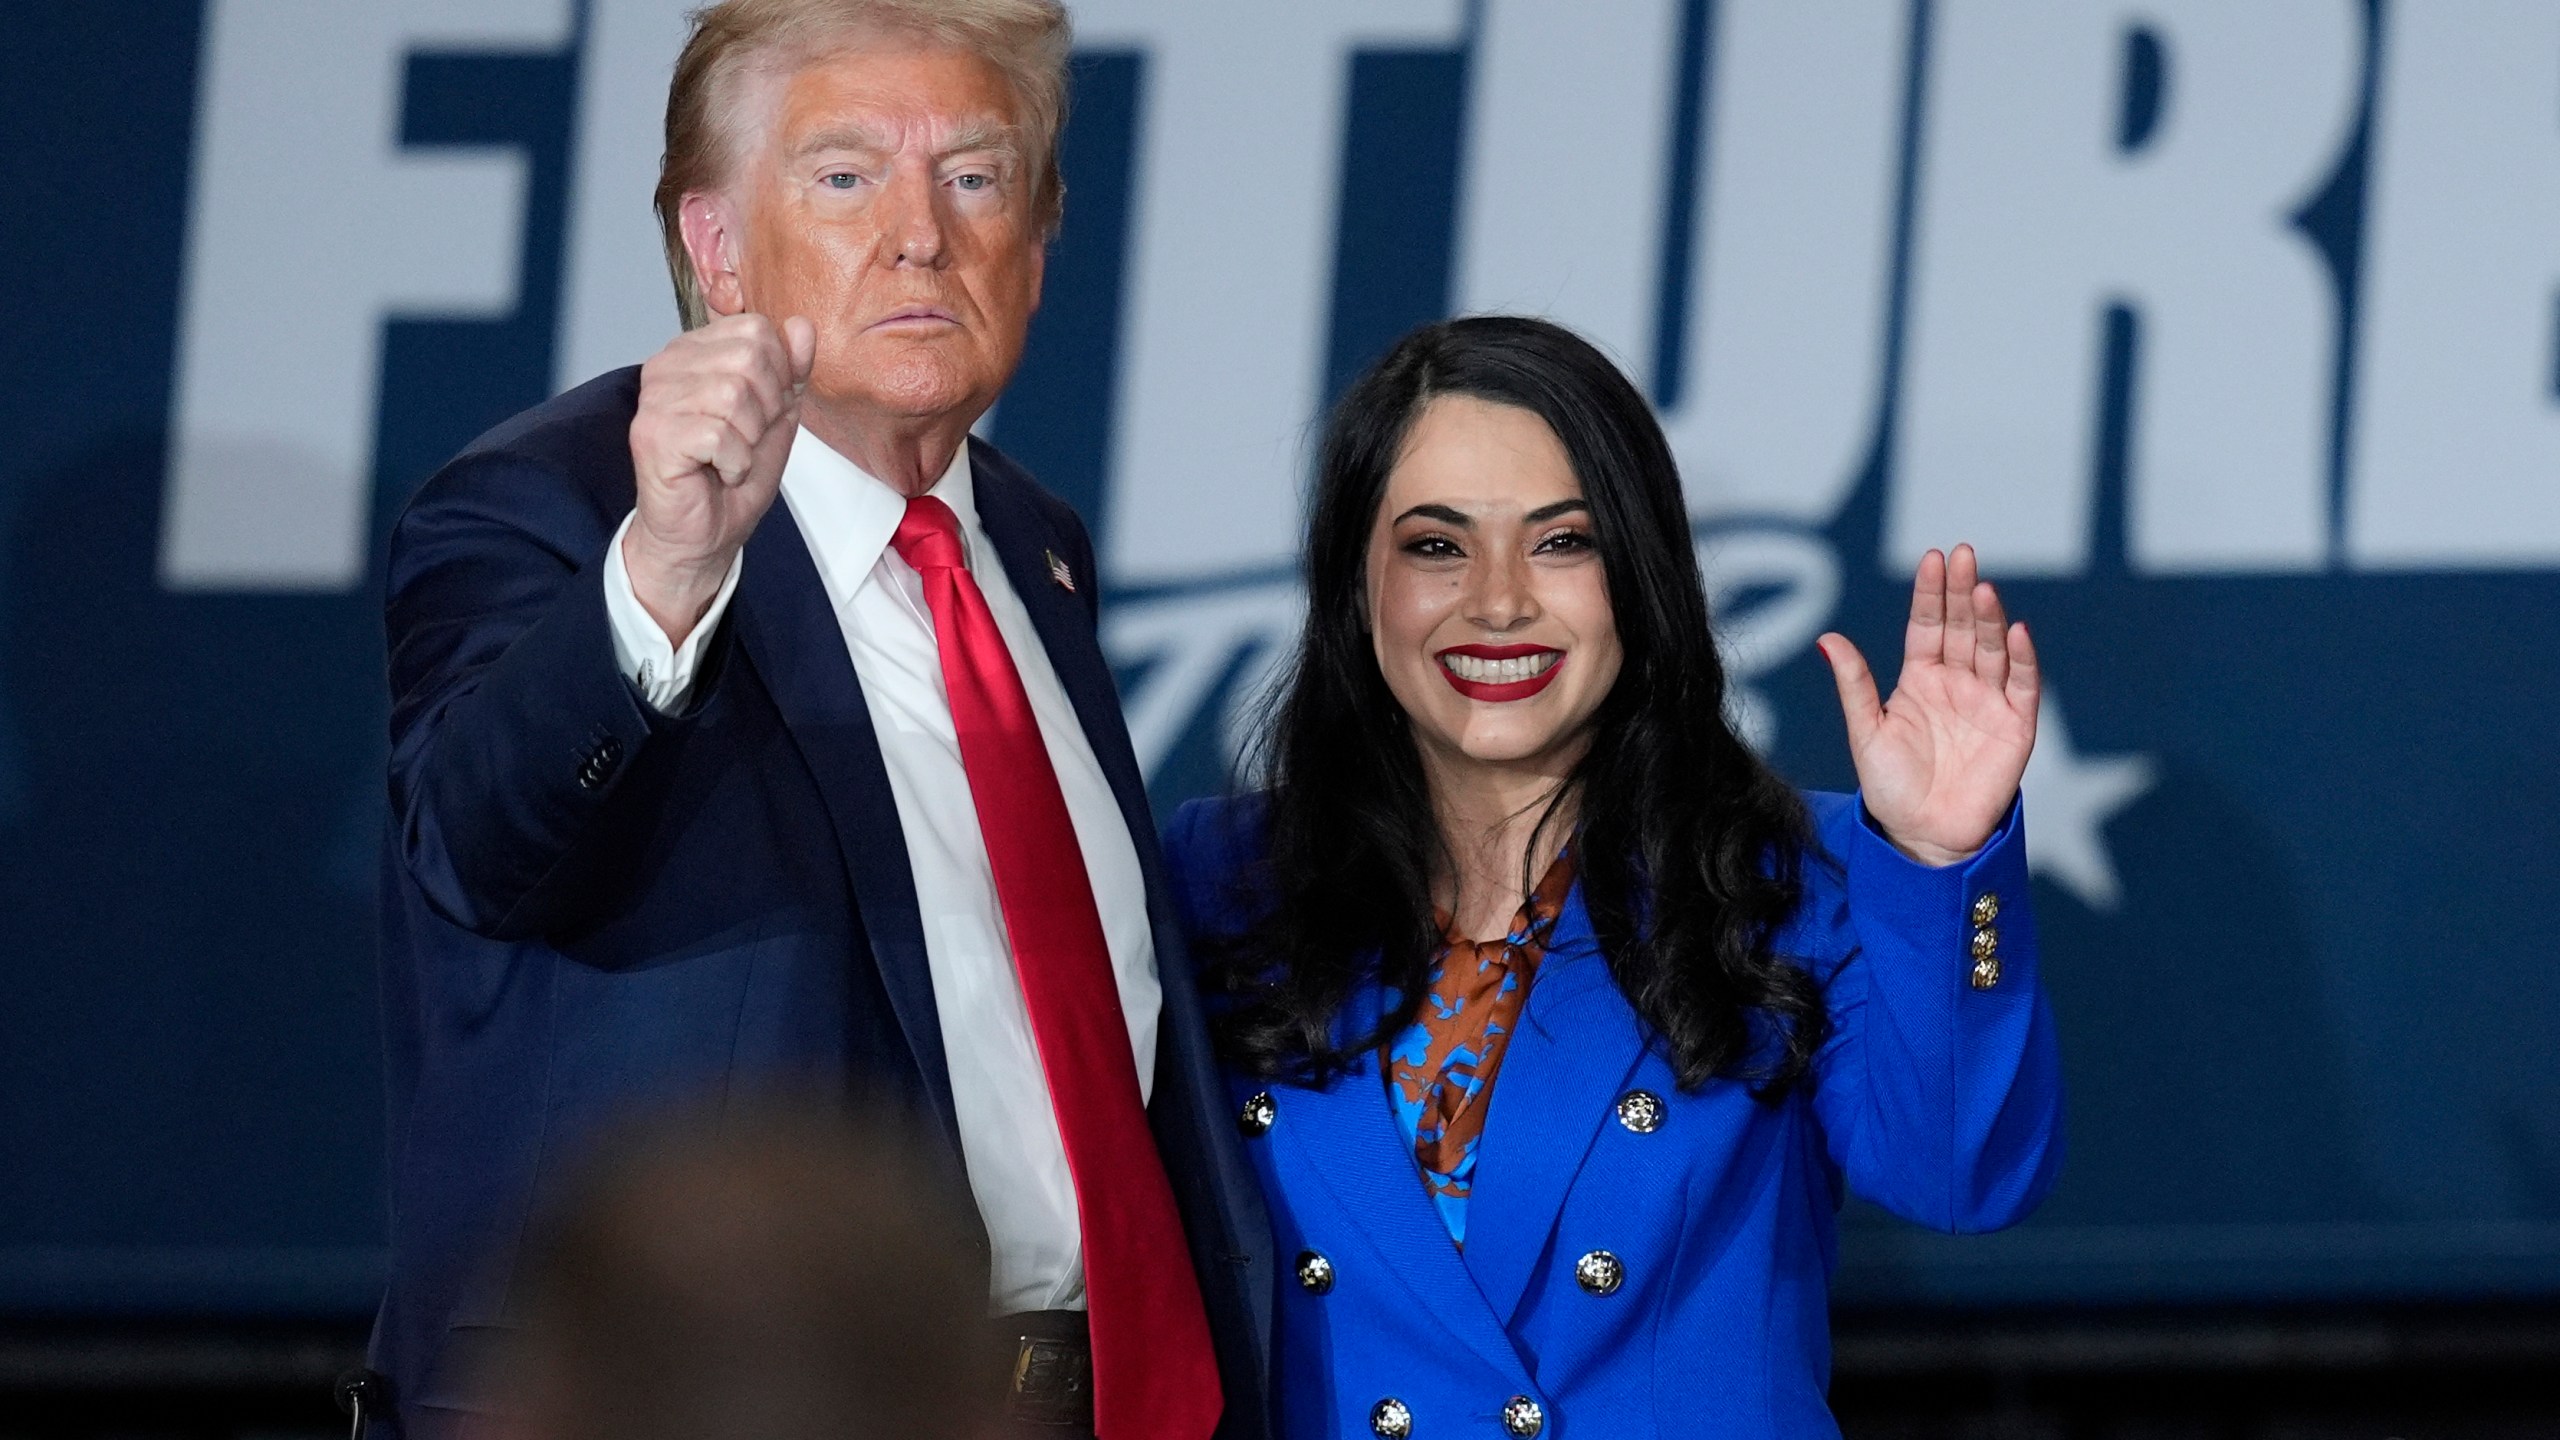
top-left (1282, 981), bottom-right (1534, 1382)
top-left (730, 503), bottom-right (960, 1149)
top-left (1460, 886), bottom-right (1650, 1323)
top-left (966, 443), bottom-right (1153, 824)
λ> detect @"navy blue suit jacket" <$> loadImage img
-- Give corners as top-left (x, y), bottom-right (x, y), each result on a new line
top-left (372, 368), bottom-right (1273, 1436)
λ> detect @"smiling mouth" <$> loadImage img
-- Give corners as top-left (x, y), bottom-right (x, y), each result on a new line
top-left (1436, 646), bottom-right (1565, 701)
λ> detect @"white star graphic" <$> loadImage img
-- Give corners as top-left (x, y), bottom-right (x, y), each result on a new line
top-left (2021, 693), bottom-right (2155, 911)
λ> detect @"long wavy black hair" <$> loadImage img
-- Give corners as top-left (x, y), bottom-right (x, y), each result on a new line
top-left (1206, 315), bottom-right (1828, 1097)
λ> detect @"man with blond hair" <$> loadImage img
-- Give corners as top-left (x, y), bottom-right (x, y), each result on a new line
top-left (371, 4), bottom-right (1269, 1436)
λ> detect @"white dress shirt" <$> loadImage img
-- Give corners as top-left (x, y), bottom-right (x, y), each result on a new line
top-left (602, 430), bottom-right (1162, 1315)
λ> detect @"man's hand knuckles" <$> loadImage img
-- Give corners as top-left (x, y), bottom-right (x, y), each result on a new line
top-left (711, 371), bottom-right (766, 422)
top-left (710, 330), bottom-right (770, 365)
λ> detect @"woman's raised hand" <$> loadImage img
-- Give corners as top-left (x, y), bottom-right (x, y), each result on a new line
top-left (1814, 544), bottom-right (2038, 867)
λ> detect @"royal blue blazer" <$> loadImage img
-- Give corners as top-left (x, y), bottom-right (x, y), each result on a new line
top-left (374, 369), bottom-right (1274, 1438)
top-left (1162, 791), bottom-right (2063, 1440)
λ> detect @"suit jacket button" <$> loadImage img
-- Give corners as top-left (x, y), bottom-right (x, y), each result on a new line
top-left (1615, 1089), bottom-right (1665, 1134)
top-left (1370, 1398), bottom-right (1412, 1438)
top-left (1502, 1396), bottom-right (1546, 1437)
top-left (1971, 955), bottom-right (2003, 990)
top-left (1575, 1249), bottom-right (1624, 1296)
top-left (1239, 1091), bottom-right (1277, 1137)
top-left (1295, 1250), bottom-right (1335, 1294)
top-left (1971, 891), bottom-right (2001, 926)
top-left (1969, 925), bottom-right (1999, 962)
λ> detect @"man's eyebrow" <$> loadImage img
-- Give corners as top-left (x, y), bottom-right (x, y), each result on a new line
top-left (1395, 503), bottom-right (1473, 526)
top-left (1525, 498), bottom-right (1591, 523)
top-left (934, 122), bottom-right (1024, 160)
top-left (788, 121), bottom-right (1023, 164)
top-left (788, 124), bottom-right (892, 158)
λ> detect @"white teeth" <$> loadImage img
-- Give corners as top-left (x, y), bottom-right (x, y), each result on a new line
top-left (1441, 651), bottom-right (1560, 684)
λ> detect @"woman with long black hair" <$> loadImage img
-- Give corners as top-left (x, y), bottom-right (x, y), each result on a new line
top-left (1163, 316), bottom-right (2063, 1439)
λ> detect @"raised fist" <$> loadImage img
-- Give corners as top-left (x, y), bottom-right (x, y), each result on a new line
top-left (623, 312), bottom-right (818, 645)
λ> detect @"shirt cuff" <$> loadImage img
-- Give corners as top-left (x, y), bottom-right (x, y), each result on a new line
top-left (602, 510), bottom-right (744, 714)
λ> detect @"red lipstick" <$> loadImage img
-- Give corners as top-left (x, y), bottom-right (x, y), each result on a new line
top-left (1435, 643), bottom-right (1566, 702)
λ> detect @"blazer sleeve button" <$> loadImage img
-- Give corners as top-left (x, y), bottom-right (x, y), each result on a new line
top-left (1971, 891), bottom-right (2001, 926)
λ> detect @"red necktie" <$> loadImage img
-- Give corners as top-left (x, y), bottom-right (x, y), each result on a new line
top-left (890, 496), bottom-right (1221, 1440)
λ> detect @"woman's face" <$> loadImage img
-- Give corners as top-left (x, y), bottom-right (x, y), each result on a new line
top-left (1364, 394), bottom-right (1624, 778)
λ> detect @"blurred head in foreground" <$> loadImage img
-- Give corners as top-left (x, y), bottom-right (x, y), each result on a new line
top-left (489, 1102), bottom-right (998, 1440)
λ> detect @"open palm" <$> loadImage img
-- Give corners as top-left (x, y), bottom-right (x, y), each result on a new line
top-left (1815, 544), bottom-right (2038, 867)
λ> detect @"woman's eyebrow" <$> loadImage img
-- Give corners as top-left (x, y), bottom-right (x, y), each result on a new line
top-left (1525, 498), bottom-right (1591, 523)
top-left (1395, 503), bottom-right (1473, 526)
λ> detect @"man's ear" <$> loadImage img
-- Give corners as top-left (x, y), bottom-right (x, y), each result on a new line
top-left (679, 192), bottom-right (747, 316)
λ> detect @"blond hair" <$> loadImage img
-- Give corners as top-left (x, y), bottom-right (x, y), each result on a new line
top-left (653, 0), bottom-right (1071, 329)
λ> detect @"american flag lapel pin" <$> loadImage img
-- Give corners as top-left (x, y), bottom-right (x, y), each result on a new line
top-left (1045, 549), bottom-right (1076, 592)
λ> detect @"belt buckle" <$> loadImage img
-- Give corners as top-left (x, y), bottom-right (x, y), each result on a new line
top-left (1008, 1333), bottom-right (1092, 1428)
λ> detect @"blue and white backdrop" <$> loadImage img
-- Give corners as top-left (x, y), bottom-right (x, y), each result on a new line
top-left (5, 0), bottom-right (2558, 1315)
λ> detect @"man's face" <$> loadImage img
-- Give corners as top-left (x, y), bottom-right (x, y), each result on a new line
top-left (714, 40), bottom-right (1045, 429)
